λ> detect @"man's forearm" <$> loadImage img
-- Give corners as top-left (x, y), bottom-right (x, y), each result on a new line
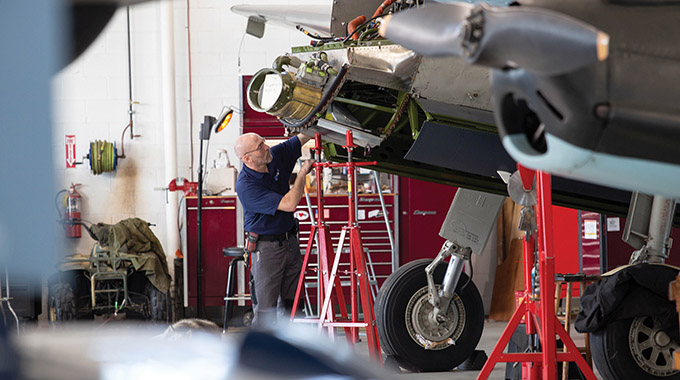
top-left (297, 134), bottom-right (312, 146)
top-left (278, 172), bottom-right (308, 212)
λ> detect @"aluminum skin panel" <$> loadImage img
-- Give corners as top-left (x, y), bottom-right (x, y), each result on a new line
top-left (412, 56), bottom-right (493, 111)
top-left (439, 188), bottom-right (505, 255)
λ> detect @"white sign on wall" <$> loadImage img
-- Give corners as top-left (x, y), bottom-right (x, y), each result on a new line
top-left (606, 217), bottom-right (620, 232)
top-left (584, 220), bottom-right (598, 240)
top-left (65, 135), bottom-right (76, 168)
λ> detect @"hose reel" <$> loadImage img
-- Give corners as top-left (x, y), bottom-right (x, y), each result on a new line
top-left (87, 140), bottom-right (118, 175)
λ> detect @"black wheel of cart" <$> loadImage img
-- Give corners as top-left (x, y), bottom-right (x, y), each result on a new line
top-left (145, 281), bottom-right (170, 322)
top-left (48, 282), bottom-right (77, 323)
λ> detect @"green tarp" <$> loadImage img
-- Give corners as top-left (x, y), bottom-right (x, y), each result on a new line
top-left (61, 218), bottom-right (172, 294)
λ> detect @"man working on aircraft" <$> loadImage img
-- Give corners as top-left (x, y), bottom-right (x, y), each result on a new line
top-left (234, 132), bottom-right (313, 326)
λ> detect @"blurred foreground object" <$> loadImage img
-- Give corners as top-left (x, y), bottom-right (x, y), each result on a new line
top-left (12, 323), bottom-right (391, 380)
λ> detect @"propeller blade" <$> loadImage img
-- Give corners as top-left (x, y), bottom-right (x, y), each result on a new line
top-left (380, 3), bottom-right (609, 76)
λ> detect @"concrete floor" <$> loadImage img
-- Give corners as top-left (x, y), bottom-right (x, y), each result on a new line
top-left (24, 314), bottom-right (592, 380)
top-left (392, 320), bottom-right (508, 380)
top-left (226, 319), bottom-right (510, 380)
top-left (313, 319), bottom-right (594, 380)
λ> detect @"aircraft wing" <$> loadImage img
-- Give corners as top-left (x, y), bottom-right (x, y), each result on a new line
top-left (231, 4), bottom-right (334, 37)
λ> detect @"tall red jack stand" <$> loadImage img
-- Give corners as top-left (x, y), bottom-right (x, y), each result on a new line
top-left (477, 167), bottom-right (597, 380)
top-left (290, 132), bottom-right (381, 362)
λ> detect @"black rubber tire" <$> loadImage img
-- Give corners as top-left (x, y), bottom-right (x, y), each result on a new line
top-left (48, 282), bottom-right (77, 323)
top-left (592, 316), bottom-right (680, 380)
top-left (383, 354), bottom-right (411, 373)
top-left (243, 308), bottom-right (254, 327)
top-left (74, 272), bottom-right (94, 320)
top-left (375, 259), bottom-right (484, 372)
top-left (145, 281), bottom-right (170, 322)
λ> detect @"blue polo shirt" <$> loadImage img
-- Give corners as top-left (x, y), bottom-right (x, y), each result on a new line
top-left (236, 136), bottom-right (302, 235)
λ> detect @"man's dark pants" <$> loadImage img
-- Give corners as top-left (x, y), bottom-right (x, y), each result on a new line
top-left (250, 235), bottom-right (302, 325)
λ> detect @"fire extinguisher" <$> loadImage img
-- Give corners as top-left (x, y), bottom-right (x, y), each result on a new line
top-left (65, 184), bottom-right (82, 238)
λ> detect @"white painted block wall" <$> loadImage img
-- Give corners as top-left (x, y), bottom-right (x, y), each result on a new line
top-left (52, 0), bottom-right (327, 277)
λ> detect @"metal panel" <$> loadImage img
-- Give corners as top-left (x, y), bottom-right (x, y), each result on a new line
top-left (246, 16), bottom-right (265, 38)
top-left (405, 121), bottom-right (516, 179)
top-left (412, 56), bottom-right (493, 110)
top-left (439, 188), bottom-right (505, 255)
top-left (347, 44), bottom-right (420, 91)
top-left (304, 118), bottom-right (384, 148)
top-left (291, 45), bottom-right (491, 103)
top-left (622, 192), bottom-right (653, 250)
top-left (292, 43), bottom-right (420, 92)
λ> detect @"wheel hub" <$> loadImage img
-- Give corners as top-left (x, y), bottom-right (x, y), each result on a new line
top-left (655, 331), bottom-right (671, 347)
top-left (405, 285), bottom-right (466, 350)
top-left (629, 315), bottom-right (680, 377)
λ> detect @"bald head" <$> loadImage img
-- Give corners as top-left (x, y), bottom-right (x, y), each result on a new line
top-left (235, 132), bottom-right (272, 171)
top-left (234, 133), bottom-right (263, 161)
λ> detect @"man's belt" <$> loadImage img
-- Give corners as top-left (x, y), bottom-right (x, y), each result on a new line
top-left (256, 225), bottom-right (298, 242)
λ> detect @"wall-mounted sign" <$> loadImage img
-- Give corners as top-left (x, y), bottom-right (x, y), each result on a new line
top-left (606, 217), bottom-right (620, 232)
top-left (65, 135), bottom-right (76, 168)
top-left (584, 220), bottom-right (598, 240)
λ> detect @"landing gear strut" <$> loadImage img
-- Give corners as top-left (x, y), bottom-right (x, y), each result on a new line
top-left (376, 189), bottom-right (505, 372)
top-left (590, 193), bottom-right (680, 380)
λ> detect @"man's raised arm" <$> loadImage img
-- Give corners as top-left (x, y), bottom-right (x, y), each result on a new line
top-left (277, 159), bottom-right (315, 212)
top-left (297, 134), bottom-right (312, 146)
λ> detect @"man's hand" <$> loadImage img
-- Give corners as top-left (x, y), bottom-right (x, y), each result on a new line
top-left (299, 159), bottom-right (315, 176)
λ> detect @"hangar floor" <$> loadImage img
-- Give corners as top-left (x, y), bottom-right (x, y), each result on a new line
top-left (17, 317), bottom-right (594, 379)
top-left (226, 319), bottom-right (510, 379)
top-left (321, 319), bottom-right (592, 380)
top-left (379, 320), bottom-right (507, 380)
top-left (387, 320), bottom-right (593, 380)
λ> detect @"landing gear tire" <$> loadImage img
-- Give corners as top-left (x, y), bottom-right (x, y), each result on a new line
top-left (592, 316), bottom-right (680, 380)
top-left (48, 282), bottom-right (77, 323)
top-left (376, 259), bottom-right (484, 372)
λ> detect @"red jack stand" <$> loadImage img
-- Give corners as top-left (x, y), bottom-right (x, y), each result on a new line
top-left (290, 132), bottom-right (381, 363)
top-left (291, 133), bottom-right (352, 342)
top-left (477, 167), bottom-right (597, 380)
top-left (317, 131), bottom-right (381, 362)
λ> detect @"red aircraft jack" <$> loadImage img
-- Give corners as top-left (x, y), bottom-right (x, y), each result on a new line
top-left (290, 131), bottom-right (382, 362)
top-left (477, 166), bottom-right (597, 380)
